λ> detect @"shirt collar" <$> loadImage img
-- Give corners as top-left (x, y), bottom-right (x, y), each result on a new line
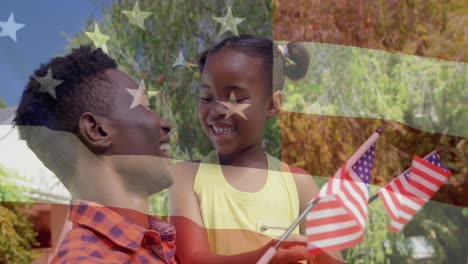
top-left (68, 199), bottom-right (173, 251)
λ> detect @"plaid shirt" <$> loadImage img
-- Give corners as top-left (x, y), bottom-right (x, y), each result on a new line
top-left (50, 200), bottom-right (177, 264)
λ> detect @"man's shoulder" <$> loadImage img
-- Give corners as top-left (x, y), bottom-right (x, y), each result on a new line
top-left (51, 227), bottom-right (111, 264)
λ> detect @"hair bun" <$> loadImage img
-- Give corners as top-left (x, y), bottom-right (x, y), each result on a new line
top-left (284, 42), bottom-right (310, 81)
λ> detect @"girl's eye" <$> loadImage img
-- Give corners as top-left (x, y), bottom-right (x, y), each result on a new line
top-left (145, 104), bottom-right (154, 111)
top-left (236, 98), bottom-right (248, 103)
top-left (200, 97), bottom-right (213, 103)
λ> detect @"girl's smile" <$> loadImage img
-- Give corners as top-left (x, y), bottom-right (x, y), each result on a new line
top-left (198, 49), bottom-right (271, 157)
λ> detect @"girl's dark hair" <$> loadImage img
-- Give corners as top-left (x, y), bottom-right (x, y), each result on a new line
top-left (198, 35), bottom-right (310, 92)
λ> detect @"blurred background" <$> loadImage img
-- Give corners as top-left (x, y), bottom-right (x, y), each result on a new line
top-left (0, 0), bottom-right (466, 263)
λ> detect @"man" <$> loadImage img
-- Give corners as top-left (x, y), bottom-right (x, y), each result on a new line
top-left (14, 46), bottom-right (175, 263)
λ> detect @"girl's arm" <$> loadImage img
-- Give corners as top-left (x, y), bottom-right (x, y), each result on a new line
top-left (292, 166), bottom-right (345, 264)
top-left (168, 161), bottom-right (310, 264)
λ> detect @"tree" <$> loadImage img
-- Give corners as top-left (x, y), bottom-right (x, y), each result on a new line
top-left (0, 97), bottom-right (6, 108)
top-left (0, 165), bottom-right (39, 263)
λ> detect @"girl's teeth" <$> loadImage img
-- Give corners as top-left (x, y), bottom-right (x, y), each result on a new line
top-left (159, 143), bottom-right (170, 151)
top-left (213, 126), bottom-right (236, 134)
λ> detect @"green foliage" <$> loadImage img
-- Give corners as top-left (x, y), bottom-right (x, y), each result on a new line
top-left (344, 192), bottom-right (408, 263)
top-left (0, 97), bottom-right (6, 108)
top-left (0, 165), bottom-right (39, 263)
top-left (149, 189), bottom-right (168, 217)
top-left (282, 44), bottom-right (467, 138)
top-left (403, 201), bottom-right (468, 263)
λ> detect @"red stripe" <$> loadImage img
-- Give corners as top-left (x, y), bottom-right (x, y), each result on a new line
top-left (308, 225), bottom-right (361, 242)
top-left (308, 233), bottom-right (364, 255)
top-left (342, 171), bottom-right (367, 209)
top-left (378, 189), bottom-right (400, 221)
top-left (336, 177), bottom-right (366, 229)
top-left (306, 213), bottom-right (353, 228)
top-left (411, 166), bottom-right (446, 186)
top-left (407, 176), bottom-right (436, 197)
top-left (413, 156), bottom-right (452, 177)
top-left (393, 176), bottom-right (409, 196)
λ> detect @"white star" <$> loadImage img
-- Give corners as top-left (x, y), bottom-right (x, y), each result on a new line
top-left (213, 6), bottom-right (245, 37)
top-left (85, 23), bottom-right (110, 53)
top-left (217, 91), bottom-right (250, 120)
top-left (0, 12), bottom-right (25, 43)
top-left (35, 69), bottom-right (64, 100)
top-left (171, 50), bottom-right (197, 71)
top-left (126, 80), bottom-right (150, 110)
top-left (122, 1), bottom-right (152, 30)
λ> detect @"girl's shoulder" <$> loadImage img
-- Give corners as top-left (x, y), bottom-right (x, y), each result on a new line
top-left (285, 164), bottom-right (320, 201)
top-left (172, 160), bottom-right (201, 184)
top-left (288, 165), bottom-right (309, 175)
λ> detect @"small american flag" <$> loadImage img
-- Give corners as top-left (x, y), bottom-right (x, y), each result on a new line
top-left (378, 151), bottom-right (452, 232)
top-left (306, 143), bottom-right (375, 254)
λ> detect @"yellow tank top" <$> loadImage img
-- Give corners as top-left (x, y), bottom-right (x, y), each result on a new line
top-left (194, 151), bottom-right (300, 256)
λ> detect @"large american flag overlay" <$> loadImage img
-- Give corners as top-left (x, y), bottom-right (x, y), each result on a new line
top-left (306, 143), bottom-right (375, 254)
top-left (378, 151), bottom-right (452, 232)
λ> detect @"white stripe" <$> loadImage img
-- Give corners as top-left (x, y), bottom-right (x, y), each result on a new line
top-left (413, 160), bottom-right (448, 182)
top-left (405, 177), bottom-right (431, 199)
top-left (319, 182), bottom-right (330, 197)
top-left (306, 220), bottom-right (356, 235)
top-left (337, 192), bottom-right (366, 228)
top-left (308, 231), bottom-right (363, 248)
top-left (315, 195), bottom-right (336, 203)
top-left (348, 170), bottom-right (370, 202)
top-left (388, 195), bottom-right (413, 220)
top-left (349, 169), bottom-right (369, 195)
top-left (343, 177), bottom-right (367, 214)
top-left (402, 195), bottom-right (424, 211)
top-left (306, 208), bottom-right (347, 220)
top-left (410, 174), bottom-right (438, 191)
top-left (379, 188), bottom-right (399, 219)
top-left (389, 178), bottom-right (404, 196)
top-left (390, 220), bottom-right (404, 230)
top-left (330, 171), bottom-right (342, 193)
top-left (398, 210), bottom-right (413, 220)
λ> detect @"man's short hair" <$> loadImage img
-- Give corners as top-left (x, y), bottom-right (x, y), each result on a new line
top-left (13, 46), bottom-right (118, 187)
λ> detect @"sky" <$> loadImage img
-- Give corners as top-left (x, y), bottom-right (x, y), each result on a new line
top-left (0, 0), bottom-right (112, 107)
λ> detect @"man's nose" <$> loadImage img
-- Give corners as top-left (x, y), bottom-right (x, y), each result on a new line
top-left (160, 117), bottom-right (172, 134)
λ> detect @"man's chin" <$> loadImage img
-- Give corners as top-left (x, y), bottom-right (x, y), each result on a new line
top-left (110, 155), bottom-right (174, 195)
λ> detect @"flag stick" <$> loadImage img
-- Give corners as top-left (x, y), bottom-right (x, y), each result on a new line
top-left (256, 197), bottom-right (322, 264)
top-left (344, 125), bottom-right (386, 172)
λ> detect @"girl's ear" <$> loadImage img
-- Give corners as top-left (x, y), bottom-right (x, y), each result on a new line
top-left (267, 90), bottom-right (283, 119)
top-left (78, 112), bottom-right (112, 153)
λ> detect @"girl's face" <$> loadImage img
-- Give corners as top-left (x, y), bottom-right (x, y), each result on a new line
top-left (198, 49), bottom-right (273, 156)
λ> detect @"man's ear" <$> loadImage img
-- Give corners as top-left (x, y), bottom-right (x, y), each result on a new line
top-left (78, 112), bottom-right (112, 153)
top-left (267, 90), bottom-right (283, 119)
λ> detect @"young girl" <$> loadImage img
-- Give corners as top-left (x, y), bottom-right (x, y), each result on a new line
top-left (169, 35), bottom-right (342, 263)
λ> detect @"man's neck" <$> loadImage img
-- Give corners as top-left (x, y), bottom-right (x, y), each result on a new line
top-left (70, 157), bottom-right (150, 215)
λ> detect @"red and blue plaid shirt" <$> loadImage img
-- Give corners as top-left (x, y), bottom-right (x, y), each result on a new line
top-left (50, 199), bottom-right (177, 264)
